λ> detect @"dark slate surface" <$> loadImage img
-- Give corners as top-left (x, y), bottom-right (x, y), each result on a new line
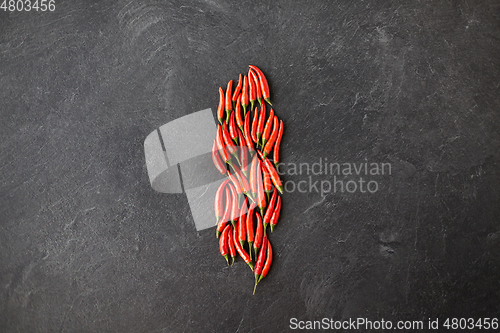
top-left (1, 1), bottom-right (499, 332)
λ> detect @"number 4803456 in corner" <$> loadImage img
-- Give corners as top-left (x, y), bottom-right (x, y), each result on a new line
top-left (1, 0), bottom-right (56, 12)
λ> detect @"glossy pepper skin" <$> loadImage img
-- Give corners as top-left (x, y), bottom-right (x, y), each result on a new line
top-left (234, 94), bottom-right (244, 133)
top-left (217, 87), bottom-right (225, 124)
top-left (232, 74), bottom-right (242, 109)
top-left (241, 75), bottom-right (249, 116)
top-left (229, 183), bottom-right (239, 228)
top-left (238, 130), bottom-right (249, 177)
top-left (258, 151), bottom-right (283, 194)
top-left (262, 187), bottom-right (277, 233)
top-left (253, 212), bottom-right (264, 259)
top-left (238, 198), bottom-right (248, 248)
top-left (246, 202), bottom-right (256, 261)
top-left (228, 111), bottom-right (239, 145)
top-left (216, 187), bottom-right (231, 238)
top-left (273, 119), bottom-right (283, 166)
top-left (258, 237), bottom-right (272, 283)
top-left (251, 106), bottom-right (259, 144)
top-left (233, 225), bottom-right (254, 270)
top-left (227, 224), bottom-right (236, 264)
top-left (248, 68), bottom-right (262, 107)
top-left (262, 162), bottom-right (273, 200)
top-left (270, 195), bottom-right (281, 232)
top-left (256, 157), bottom-right (266, 216)
top-left (219, 224), bottom-right (231, 265)
top-left (225, 80), bottom-right (233, 124)
top-left (243, 108), bottom-right (255, 154)
top-left (261, 108), bottom-right (274, 148)
top-left (248, 70), bottom-right (256, 112)
top-left (212, 140), bottom-right (227, 175)
top-left (214, 179), bottom-right (230, 226)
top-left (253, 234), bottom-right (268, 294)
top-left (216, 124), bottom-right (231, 167)
top-left (263, 115), bottom-right (279, 158)
top-left (256, 104), bottom-right (266, 148)
top-left (249, 65), bottom-right (271, 105)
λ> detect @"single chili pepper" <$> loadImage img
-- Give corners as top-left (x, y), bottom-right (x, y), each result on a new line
top-left (233, 226), bottom-right (253, 270)
top-left (256, 104), bottom-right (266, 148)
top-left (248, 70), bottom-right (256, 112)
top-left (263, 115), bottom-right (279, 158)
top-left (258, 151), bottom-right (283, 194)
top-left (253, 234), bottom-right (267, 294)
top-left (214, 179), bottom-right (230, 227)
top-left (238, 197), bottom-right (248, 248)
top-left (251, 106), bottom-right (259, 144)
top-left (231, 163), bottom-right (251, 200)
top-left (249, 153), bottom-right (258, 198)
top-left (227, 224), bottom-right (236, 265)
top-left (270, 195), bottom-right (281, 232)
top-left (249, 68), bottom-right (263, 107)
top-left (243, 108), bottom-right (255, 154)
top-left (256, 157), bottom-right (266, 217)
top-left (246, 202), bottom-right (256, 261)
top-left (229, 183), bottom-right (239, 228)
top-left (249, 65), bottom-right (271, 105)
top-left (216, 124), bottom-right (232, 167)
top-left (261, 108), bottom-right (274, 148)
top-left (262, 186), bottom-right (277, 233)
top-left (222, 121), bottom-right (239, 164)
top-left (234, 93), bottom-right (244, 133)
top-left (273, 119), bottom-right (283, 166)
top-left (225, 80), bottom-right (233, 124)
top-left (238, 130), bottom-right (249, 177)
top-left (216, 187), bottom-right (231, 237)
top-left (212, 140), bottom-right (227, 175)
top-left (262, 162), bottom-right (273, 200)
top-left (228, 111), bottom-right (239, 145)
top-left (253, 212), bottom-right (264, 259)
top-left (217, 87), bottom-right (225, 124)
top-left (232, 74), bottom-right (242, 109)
top-left (219, 223), bottom-right (231, 265)
top-left (258, 237), bottom-right (272, 283)
top-left (241, 75), bottom-right (249, 116)
top-left (226, 169), bottom-right (243, 201)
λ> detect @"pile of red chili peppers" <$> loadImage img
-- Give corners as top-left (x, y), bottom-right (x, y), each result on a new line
top-left (212, 65), bottom-right (284, 294)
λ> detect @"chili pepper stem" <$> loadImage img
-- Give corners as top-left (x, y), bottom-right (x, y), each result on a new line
top-left (239, 240), bottom-right (246, 249)
top-left (254, 247), bottom-right (260, 260)
top-left (270, 224), bottom-right (274, 232)
top-left (248, 261), bottom-right (254, 271)
top-left (265, 98), bottom-right (272, 106)
top-left (248, 241), bottom-right (253, 261)
top-left (226, 111), bottom-right (232, 124)
top-left (224, 254), bottom-right (229, 265)
top-left (253, 276), bottom-right (260, 295)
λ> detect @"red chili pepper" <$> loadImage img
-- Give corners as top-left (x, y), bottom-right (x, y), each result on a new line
top-left (232, 74), bottom-right (242, 109)
top-left (233, 225), bottom-right (253, 270)
top-left (216, 187), bottom-right (231, 237)
top-left (238, 197), bottom-right (248, 248)
top-left (251, 107), bottom-right (259, 144)
top-left (261, 108), bottom-right (274, 148)
top-left (249, 68), bottom-right (263, 107)
top-left (273, 119), bottom-right (283, 166)
top-left (256, 104), bottom-right (266, 148)
top-left (214, 178), bottom-right (230, 224)
top-left (226, 169), bottom-right (243, 200)
top-left (249, 153), bottom-right (258, 198)
top-left (238, 131), bottom-right (249, 177)
top-left (263, 115), bottom-right (279, 158)
top-left (217, 87), bottom-right (225, 124)
top-left (270, 195), bottom-right (281, 232)
top-left (258, 151), bottom-right (283, 194)
top-left (225, 80), bottom-right (233, 124)
top-left (256, 157), bottom-right (266, 217)
top-left (234, 93), bottom-right (244, 133)
top-left (219, 224), bottom-right (231, 265)
top-left (222, 121), bottom-right (239, 163)
top-left (258, 237), bottom-right (272, 283)
top-left (216, 124), bottom-right (231, 167)
top-left (246, 202), bottom-right (256, 261)
top-left (228, 111), bottom-right (239, 145)
top-left (249, 65), bottom-right (271, 105)
top-left (212, 140), bottom-right (227, 175)
top-left (231, 163), bottom-right (251, 199)
top-left (263, 187), bottom-right (277, 233)
top-left (229, 183), bottom-right (239, 228)
top-left (241, 75), bottom-right (249, 116)
top-left (253, 234), bottom-right (267, 294)
top-left (243, 108), bottom-right (255, 153)
top-left (253, 212), bottom-right (263, 259)
top-left (262, 162), bottom-right (273, 200)
top-left (248, 70), bottom-right (256, 112)
top-left (227, 224), bottom-right (236, 265)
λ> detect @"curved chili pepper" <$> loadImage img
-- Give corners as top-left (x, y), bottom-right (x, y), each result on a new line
top-left (251, 107), bottom-right (259, 144)
top-left (233, 226), bottom-right (253, 270)
top-left (212, 140), bottom-right (227, 175)
top-left (263, 115), bottom-right (279, 158)
top-left (246, 202), bottom-right (256, 261)
top-left (216, 187), bottom-right (231, 238)
top-left (270, 195), bottom-right (281, 232)
top-left (241, 75), bottom-right (249, 116)
top-left (261, 108), bottom-right (274, 148)
top-left (238, 197), bottom-right (248, 248)
top-left (262, 162), bottom-right (273, 200)
top-left (253, 234), bottom-right (267, 294)
top-left (216, 124), bottom-right (232, 167)
top-left (258, 151), bottom-right (283, 194)
top-left (248, 70), bottom-right (256, 112)
top-left (229, 183), bottom-right (239, 228)
top-left (238, 130), bottom-right (249, 177)
top-left (227, 224), bottom-right (236, 265)
top-left (234, 93), bottom-right (244, 133)
top-left (217, 87), bottom-right (225, 124)
top-left (256, 104), bottom-right (266, 148)
top-left (263, 187), bottom-right (277, 233)
top-left (258, 237), bottom-right (272, 283)
top-left (249, 153), bottom-right (258, 198)
top-left (273, 119), bottom-right (283, 166)
top-left (214, 179), bottom-right (230, 227)
top-left (231, 163), bottom-right (251, 200)
top-left (219, 223), bottom-right (231, 265)
top-left (225, 80), bottom-right (233, 124)
top-left (256, 157), bottom-right (266, 217)
top-left (243, 108), bottom-right (255, 154)
top-left (228, 111), bottom-right (239, 145)
top-left (232, 74), bottom-right (242, 109)
top-left (249, 68), bottom-right (262, 107)
top-left (253, 212), bottom-right (264, 259)
top-left (249, 65), bottom-right (271, 105)
top-left (222, 122), bottom-right (239, 164)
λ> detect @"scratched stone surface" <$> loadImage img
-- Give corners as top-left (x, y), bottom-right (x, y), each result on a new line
top-left (1, 1), bottom-right (499, 332)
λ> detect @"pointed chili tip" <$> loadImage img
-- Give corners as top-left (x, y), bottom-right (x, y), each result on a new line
top-left (248, 261), bottom-right (254, 271)
top-left (265, 98), bottom-right (272, 106)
